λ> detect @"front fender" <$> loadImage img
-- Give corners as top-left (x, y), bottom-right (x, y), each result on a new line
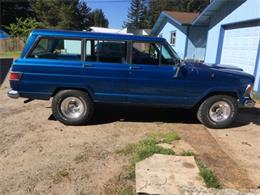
top-left (195, 87), bottom-right (241, 106)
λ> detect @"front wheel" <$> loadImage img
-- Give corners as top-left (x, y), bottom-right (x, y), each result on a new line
top-left (197, 95), bottom-right (238, 129)
top-left (52, 90), bottom-right (94, 125)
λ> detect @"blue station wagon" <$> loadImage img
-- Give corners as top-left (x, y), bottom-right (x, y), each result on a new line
top-left (8, 29), bottom-right (255, 128)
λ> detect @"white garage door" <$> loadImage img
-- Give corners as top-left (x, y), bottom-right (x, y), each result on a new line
top-left (221, 25), bottom-right (260, 74)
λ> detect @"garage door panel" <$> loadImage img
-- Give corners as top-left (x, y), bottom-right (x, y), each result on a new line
top-left (221, 25), bottom-right (260, 75)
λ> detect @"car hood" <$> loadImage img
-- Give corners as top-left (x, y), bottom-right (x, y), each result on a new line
top-left (186, 62), bottom-right (243, 71)
top-left (203, 63), bottom-right (244, 71)
top-left (184, 62), bottom-right (254, 80)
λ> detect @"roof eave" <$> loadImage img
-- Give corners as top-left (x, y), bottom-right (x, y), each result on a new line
top-left (192, 0), bottom-right (246, 25)
top-left (151, 12), bottom-right (185, 35)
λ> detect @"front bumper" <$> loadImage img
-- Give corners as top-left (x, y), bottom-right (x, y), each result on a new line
top-left (7, 90), bottom-right (20, 99)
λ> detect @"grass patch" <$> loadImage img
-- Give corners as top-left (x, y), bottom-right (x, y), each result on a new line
top-left (53, 169), bottom-right (69, 184)
top-left (74, 153), bottom-right (87, 164)
top-left (180, 150), bottom-right (195, 156)
top-left (0, 51), bottom-right (21, 58)
top-left (149, 131), bottom-right (181, 144)
top-left (252, 91), bottom-right (260, 101)
top-left (118, 131), bottom-right (179, 179)
top-left (197, 160), bottom-right (222, 189)
top-left (117, 185), bottom-right (137, 195)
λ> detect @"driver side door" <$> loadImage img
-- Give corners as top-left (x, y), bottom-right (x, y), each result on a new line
top-left (128, 41), bottom-right (182, 106)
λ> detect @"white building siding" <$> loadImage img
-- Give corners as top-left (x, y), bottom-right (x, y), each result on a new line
top-left (220, 25), bottom-right (260, 75)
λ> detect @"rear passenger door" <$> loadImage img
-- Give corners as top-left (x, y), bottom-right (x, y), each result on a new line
top-left (83, 39), bottom-right (130, 102)
top-left (128, 41), bottom-right (179, 105)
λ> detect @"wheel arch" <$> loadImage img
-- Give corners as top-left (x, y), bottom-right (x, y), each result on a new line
top-left (51, 87), bottom-right (94, 101)
top-left (194, 91), bottom-right (239, 109)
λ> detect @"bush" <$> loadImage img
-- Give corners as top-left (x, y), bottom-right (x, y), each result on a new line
top-left (7, 17), bottom-right (38, 42)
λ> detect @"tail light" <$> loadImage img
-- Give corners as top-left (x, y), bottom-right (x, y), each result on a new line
top-left (9, 71), bottom-right (23, 81)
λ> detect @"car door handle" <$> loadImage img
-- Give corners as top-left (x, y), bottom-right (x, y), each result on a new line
top-left (130, 66), bottom-right (141, 70)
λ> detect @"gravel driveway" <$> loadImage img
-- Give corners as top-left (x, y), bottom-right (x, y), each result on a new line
top-left (1, 79), bottom-right (260, 194)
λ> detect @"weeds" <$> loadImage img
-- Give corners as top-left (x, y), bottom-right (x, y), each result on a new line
top-left (197, 160), bottom-right (222, 189)
top-left (53, 169), bottom-right (69, 184)
top-left (118, 131), bottom-right (221, 190)
top-left (180, 150), bottom-right (195, 156)
top-left (253, 91), bottom-right (260, 100)
top-left (117, 185), bottom-right (137, 195)
top-left (118, 131), bottom-right (179, 179)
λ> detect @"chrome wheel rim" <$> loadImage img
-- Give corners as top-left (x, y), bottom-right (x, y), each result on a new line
top-left (60, 97), bottom-right (85, 119)
top-left (209, 101), bottom-right (231, 122)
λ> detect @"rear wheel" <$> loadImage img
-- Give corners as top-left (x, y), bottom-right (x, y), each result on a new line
top-left (52, 90), bottom-right (94, 125)
top-left (197, 95), bottom-right (238, 129)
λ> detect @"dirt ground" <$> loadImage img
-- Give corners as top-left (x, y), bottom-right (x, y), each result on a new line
top-left (1, 79), bottom-right (260, 195)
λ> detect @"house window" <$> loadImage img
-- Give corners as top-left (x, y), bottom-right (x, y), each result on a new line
top-left (170, 31), bottom-right (176, 46)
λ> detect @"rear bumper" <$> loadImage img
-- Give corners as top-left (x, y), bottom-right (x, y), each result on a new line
top-left (7, 90), bottom-right (20, 99)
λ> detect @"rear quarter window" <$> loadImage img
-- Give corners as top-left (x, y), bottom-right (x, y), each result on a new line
top-left (28, 37), bottom-right (82, 61)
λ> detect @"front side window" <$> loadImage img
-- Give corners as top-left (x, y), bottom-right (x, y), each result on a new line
top-left (160, 43), bottom-right (178, 65)
top-left (28, 38), bottom-right (82, 61)
top-left (132, 42), bottom-right (160, 65)
top-left (132, 41), bottom-right (178, 66)
top-left (85, 40), bottom-right (127, 64)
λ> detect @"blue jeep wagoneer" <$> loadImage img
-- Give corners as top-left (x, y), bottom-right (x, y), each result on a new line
top-left (8, 29), bottom-right (255, 128)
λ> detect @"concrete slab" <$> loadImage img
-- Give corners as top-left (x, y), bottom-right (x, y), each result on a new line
top-left (136, 154), bottom-right (205, 195)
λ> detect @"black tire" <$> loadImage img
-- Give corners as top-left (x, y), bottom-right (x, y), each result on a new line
top-left (52, 90), bottom-right (94, 125)
top-left (197, 95), bottom-right (238, 129)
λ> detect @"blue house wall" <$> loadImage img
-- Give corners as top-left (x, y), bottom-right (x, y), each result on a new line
top-left (159, 21), bottom-right (188, 59)
top-left (152, 0), bottom-right (260, 93)
top-left (254, 43), bottom-right (260, 93)
top-left (185, 26), bottom-right (208, 61)
top-left (205, 0), bottom-right (260, 63)
top-left (205, 0), bottom-right (260, 92)
top-left (158, 21), bottom-right (208, 60)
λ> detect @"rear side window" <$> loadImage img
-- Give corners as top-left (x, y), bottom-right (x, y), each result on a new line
top-left (85, 40), bottom-right (127, 64)
top-left (28, 38), bottom-right (82, 61)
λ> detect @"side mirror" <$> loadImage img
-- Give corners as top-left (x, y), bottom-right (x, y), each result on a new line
top-left (174, 59), bottom-right (183, 78)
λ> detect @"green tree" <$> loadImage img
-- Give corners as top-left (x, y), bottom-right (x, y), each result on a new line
top-left (176, 0), bottom-right (210, 12)
top-left (148, 0), bottom-right (169, 27)
top-left (30, 0), bottom-right (109, 30)
top-left (140, 6), bottom-right (150, 29)
top-left (89, 9), bottom-right (109, 28)
top-left (7, 18), bottom-right (38, 42)
top-left (57, 0), bottom-right (81, 29)
top-left (78, 1), bottom-right (92, 30)
top-left (31, 0), bottom-right (81, 29)
top-left (0, 0), bottom-right (34, 28)
top-left (124, 0), bottom-right (148, 29)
